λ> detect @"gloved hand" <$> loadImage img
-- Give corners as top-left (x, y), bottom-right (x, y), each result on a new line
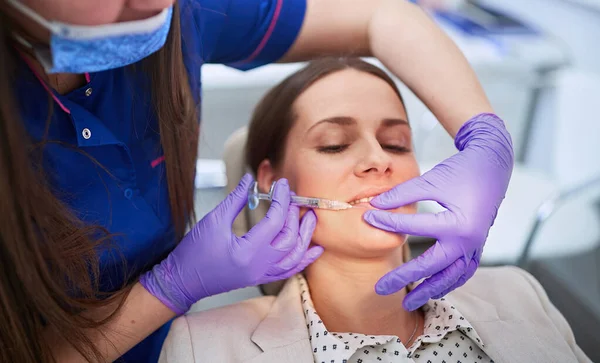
top-left (140, 174), bottom-right (323, 314)
top-left (363, 113), bottom-right (513, 311)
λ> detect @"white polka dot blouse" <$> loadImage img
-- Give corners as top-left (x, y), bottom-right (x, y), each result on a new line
top-left (297, 275), bottom-right (494, 363)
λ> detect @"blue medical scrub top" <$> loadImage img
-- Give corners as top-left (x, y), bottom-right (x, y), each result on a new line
top-left (13, 0), bottom-right (306, 361)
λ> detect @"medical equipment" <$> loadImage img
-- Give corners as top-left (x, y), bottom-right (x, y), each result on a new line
top-left (248, 182), bottom-right (353, 211)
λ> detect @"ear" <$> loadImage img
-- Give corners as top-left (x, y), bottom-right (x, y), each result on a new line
top-left (257, 159), bottom-right (277, 194)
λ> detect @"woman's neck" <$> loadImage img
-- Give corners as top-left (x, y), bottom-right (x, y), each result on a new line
top-left (7, 6), bottom-right (84, 95)
top-left (304, 248), bottom-right (423, 339)
top-left (17, 46), bottom-right (85, 95)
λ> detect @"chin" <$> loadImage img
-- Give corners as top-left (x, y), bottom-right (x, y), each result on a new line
top-left (351, 221), bottom-right (407, 256)
top-left (312, 209), bottom-right (408, 259)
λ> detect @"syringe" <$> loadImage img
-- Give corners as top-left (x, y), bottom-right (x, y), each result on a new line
top-left (247, 181), bottom-right (353, 211)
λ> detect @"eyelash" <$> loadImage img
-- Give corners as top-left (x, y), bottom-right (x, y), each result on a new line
top-left (317, 144), bottom-right (349, 154)
top-left (317, 144), bottom-right (411, 154)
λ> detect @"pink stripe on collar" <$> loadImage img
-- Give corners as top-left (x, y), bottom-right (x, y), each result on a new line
top-left (19, 52), bottom-right (71, 114)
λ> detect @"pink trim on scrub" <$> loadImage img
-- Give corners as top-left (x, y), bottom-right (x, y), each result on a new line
top-left (19, 52), bottom-right (168, 170)
top-left (151, 155), bottom-right (166, 168)
top-left (19, 52), bottom-right (72, 114)
top-left (240, 0), bottom-right (283, 63)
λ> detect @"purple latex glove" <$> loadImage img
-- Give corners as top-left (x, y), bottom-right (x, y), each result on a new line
top-left (363, 113), bottom-right (513, 311)
top-left (140, 174), bottom-right (323, 314)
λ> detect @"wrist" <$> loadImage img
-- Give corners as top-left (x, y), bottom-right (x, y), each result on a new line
top-left (454, 113), bottom-right (513, 154)
top-left (139, 264), bottom-right (190, 316)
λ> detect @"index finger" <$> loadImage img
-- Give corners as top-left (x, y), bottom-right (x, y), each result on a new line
top-left (375, 242), bottom-right (461, 295)
top-left (370, 174), bottom-right (440, 209)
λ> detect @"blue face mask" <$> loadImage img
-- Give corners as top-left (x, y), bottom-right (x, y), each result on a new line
top-left (7, 0), bottom-right (173, 74)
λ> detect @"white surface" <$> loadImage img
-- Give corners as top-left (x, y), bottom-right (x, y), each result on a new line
top-left (562, 0), bottom-right (600, 11)
top-left (195, 158), bottom-right (227, 188)
top-left (202, 63), bottom-right (306, 90)
top-left (526, 69), bottom-right (600, 189)
top-left (527, 181), bottom-right (600, 260)
top-left (481, 0), bottom-right (600, 74)
top-left (551, 70), bottom-right (600, 190)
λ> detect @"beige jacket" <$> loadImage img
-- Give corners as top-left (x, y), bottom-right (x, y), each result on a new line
top-left (159, 266), bottom-right (591, 363)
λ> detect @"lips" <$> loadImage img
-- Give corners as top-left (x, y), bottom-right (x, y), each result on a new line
top-left (346, 187), bottom-right (391, 205)
top-left (348, 196), bottom-right (376, 205)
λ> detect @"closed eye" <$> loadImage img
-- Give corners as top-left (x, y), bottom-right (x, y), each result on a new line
top-left (382, 144), bottom-right (411, 153)
top-left (317, 144), bottom-right (349, 154)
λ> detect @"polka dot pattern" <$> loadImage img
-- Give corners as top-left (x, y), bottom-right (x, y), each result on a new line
top-left (297, 275), bottom-right (494, 363)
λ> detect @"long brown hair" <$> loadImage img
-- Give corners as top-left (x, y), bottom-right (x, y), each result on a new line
top-left (0, 2), bottom-right (198, 362)
top-left (246, 57), bottom-right (405, 173)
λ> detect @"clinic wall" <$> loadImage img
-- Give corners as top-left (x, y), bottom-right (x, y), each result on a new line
top-left (482, 0), bottom-right (600, 188)
top-left (483, 0), bottom-right (600, 74)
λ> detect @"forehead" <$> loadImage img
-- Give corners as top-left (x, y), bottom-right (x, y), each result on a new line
top-left (292, 69), bottom-right (407, 129)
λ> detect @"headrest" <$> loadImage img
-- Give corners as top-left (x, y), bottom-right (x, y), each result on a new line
top-left (223, 127), bottom-right (285, 295)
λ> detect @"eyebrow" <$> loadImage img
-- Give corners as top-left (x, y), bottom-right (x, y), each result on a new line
top-left (381, 118), bottom-right (410, 128)
top-left (307, 116), bottom-right (409, 133)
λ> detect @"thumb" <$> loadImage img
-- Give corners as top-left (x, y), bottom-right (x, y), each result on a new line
top-left (370, 175), bottom-right (438, 209)
top-left (213, 174), bottom-right (254, 224)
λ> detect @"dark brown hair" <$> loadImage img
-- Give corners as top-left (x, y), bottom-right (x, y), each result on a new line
top-left (0, 2), bottom-right (198, 362)
top-left (246, 57), bottom-right (405, 174)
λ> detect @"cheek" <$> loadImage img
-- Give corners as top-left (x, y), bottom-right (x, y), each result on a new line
top-left (393, 155), bottom-right (421, 181)
top-left (282, 151), bottom-right (349, 197)
top-left (310, 205), bottom-right (417, 257)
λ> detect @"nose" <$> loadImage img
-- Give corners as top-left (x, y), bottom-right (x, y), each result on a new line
top-left (126, 0), bottom-right (175, 11)
top-left (354, 139), bottom-right (393, 178)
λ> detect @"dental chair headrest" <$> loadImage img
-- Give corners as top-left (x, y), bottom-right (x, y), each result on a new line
top-left (224, 127), bottom-right (286, 295)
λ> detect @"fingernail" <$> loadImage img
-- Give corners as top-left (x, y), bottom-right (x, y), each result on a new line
top-left (304, 209), bottom-right (316, 221)
top-left (309, 246), bottom-right (324, 259)
top-left (370, 194), bottom-right (387, 207)
top-left (241, 173), bottom-right (254, 185)
top-left (403, 296), bottom-right (424, 312)
top-left (363, 211), bottom-right (375, 223)
top-left (375, 281), bottom-right (392, 295)
top-left (300, 211), bottom-right (317, 238)
top-left (403, 302), bottom-right (418, 312)
top-left (363, 211), bottom-right (385, 229)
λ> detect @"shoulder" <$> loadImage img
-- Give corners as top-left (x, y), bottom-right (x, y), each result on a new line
top-left (449, 266), bottom-right (554, 319)
top-left (451, 266), bottom-right (543, 303)
top-left (159, 295), bottom-right (276, 363)
top-left (184, 294), bottom-right (276, 328)
top-left (457, 265), bottom-right (535, 289)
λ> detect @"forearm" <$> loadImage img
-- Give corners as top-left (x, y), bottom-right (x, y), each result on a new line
top-left (283, 0), bottom-right (493, 137)
top-left (369, 0), bottom-right (492, 136)
top-left (45, 283), bottom-right (176, 362)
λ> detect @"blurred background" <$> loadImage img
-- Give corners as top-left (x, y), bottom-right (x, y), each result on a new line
top-left (191, 0), bottom-right (600, 360)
